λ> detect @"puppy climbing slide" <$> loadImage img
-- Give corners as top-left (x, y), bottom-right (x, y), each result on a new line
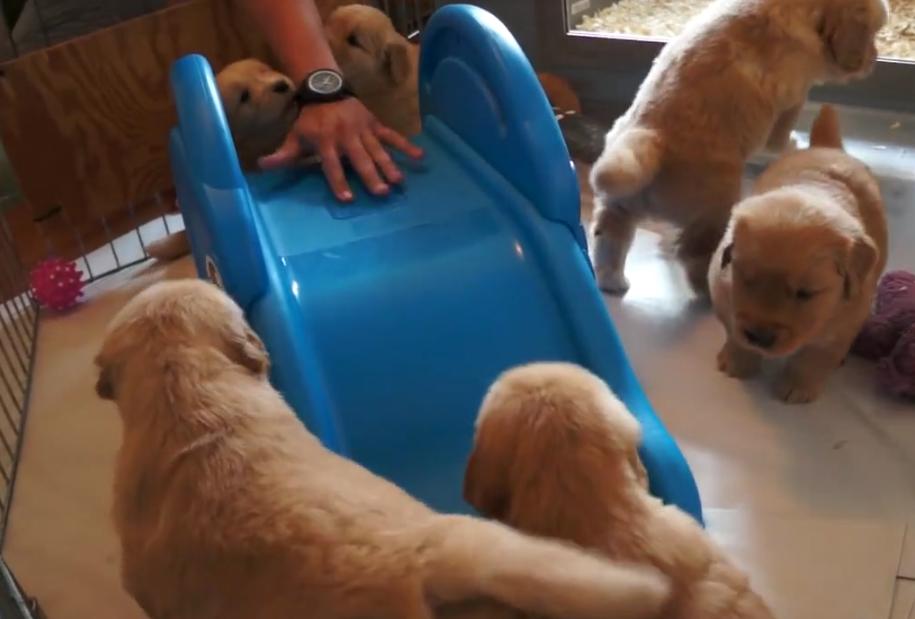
top-left (168, 4), bottom-right (703, 522)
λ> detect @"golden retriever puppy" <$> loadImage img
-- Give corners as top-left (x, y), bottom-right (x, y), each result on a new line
top-left (325, 4), bottom-right (421, 136)
top-left (215, 58), bottom-right (299, 171)
top-left (95, 280), bottom-right (671, 619)
top-left (465, 362), bottom-right (776, 619)
top-left (147, 59), bottom-right (298, 262)
top-left (589, 0), bottom-right (888, 295)
top-left (708, 104), bottom-right (887, 403)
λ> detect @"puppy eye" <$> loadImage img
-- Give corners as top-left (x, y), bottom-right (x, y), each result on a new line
top-left (347, 33), bottom-right (362, 49)
top-left (795, 288), bottom-right (815, 302)
top-left (239, 89), bottom-right (251, 104)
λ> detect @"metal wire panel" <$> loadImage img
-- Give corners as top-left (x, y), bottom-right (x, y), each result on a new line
top-left (0, 558), bottom-right (44, 619)
top-left (381, 0), bottom-right (437, 37)
top-left (0, 0), bottom-right (439, 610)
top-left (0, 217), bottom-right (37, 544)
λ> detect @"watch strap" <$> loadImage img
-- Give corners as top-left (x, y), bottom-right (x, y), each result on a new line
top-left (293, 71), bottom-right (355, 107)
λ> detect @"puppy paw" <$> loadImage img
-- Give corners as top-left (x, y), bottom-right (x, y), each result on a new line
top-left (774, 372), bottom-right (822, 404)
top-left (595, 268), bottom-right (630, 295)
top-left (717, 343), bottom-right (760, 379)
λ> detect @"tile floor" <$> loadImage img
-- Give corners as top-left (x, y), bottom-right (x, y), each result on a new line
top-left (2, 103), bottom-right (914, 618)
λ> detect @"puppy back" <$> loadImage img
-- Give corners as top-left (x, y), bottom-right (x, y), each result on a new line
top-left (809, 104), bottom-right (844, 150)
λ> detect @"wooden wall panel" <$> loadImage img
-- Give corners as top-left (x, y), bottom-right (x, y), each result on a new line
top-left (0, 0), bottom-right (272, 266)
top-left (0, 0), bottom-right (270, 223)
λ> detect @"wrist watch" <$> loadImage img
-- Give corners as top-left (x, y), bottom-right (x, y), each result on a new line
top-left (294, 69), bottom-right (354, 106)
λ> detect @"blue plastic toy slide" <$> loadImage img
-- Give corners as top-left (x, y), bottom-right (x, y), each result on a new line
top-left (168, 4), bottom-right (702, 523)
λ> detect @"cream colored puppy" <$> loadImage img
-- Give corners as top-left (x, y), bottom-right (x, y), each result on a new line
top-left (590, 0), bottom-right (888, 295)
top-left (215, 58), bottom-right (299, 170)
top-left (147, 59), bottom-right (298, 262)
top-left (708, 105), bottom-right (887, 403)
top-left (465, 362), bottom-right (776, 619)
top-left (325, 4), bottom-right (421, 136)
top-left (95, 280), bottom-right (671, 619)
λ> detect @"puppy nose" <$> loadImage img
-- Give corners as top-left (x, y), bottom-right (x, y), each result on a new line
top-left (743, 327), bottom-right (776, 349)
top-left (272, 80), bottom-right (291, 94)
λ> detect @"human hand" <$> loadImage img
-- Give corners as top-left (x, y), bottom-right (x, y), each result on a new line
top-left (259, 97), bottom-right (423, 202)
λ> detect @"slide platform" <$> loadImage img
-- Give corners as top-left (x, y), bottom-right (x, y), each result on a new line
top-left (168, 4), bottom-right (702, 522)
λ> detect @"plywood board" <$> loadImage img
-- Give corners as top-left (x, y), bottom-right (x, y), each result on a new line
top-left (0, 0), bottom-right (269, 257)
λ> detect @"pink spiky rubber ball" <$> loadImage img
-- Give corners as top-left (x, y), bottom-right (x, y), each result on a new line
top-left (29, 258), bottom-right (85, 311)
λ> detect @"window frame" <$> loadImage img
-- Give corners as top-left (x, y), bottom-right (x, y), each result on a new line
top-left (530, 0), bottom-right (915, 115)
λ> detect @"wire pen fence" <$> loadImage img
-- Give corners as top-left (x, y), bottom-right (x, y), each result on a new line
top-left (0, 1), bottom-right (437, 613)
top-left (0, 211), bottom-right (38, 614)
top-left (0, 0), bottom-right (436, 506)
top-left (379, 0), bottom-right (437, 39)
top-left (0, 556), bottom-right (44, 618)
top-left (0, 217), bottom-right (37, 538)
top-left (1, 0), bottom-right (181, 286)
top-left (1, 1), bottom-right (435, 288)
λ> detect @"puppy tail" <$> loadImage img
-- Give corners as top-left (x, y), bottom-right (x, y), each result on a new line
top-left (146, 231), bottom-right (191, 262)
top-left (590, 127), bottom-right (663, 199)
top-left (809, 104), bottom-right (844, 150)
top-left (421, 515), bottom-right (670, 619)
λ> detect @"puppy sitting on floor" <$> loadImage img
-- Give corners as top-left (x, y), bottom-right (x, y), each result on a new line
top-left (708, 104), bottom-right (887, 404)
top-left (95, 280), bottom-right (670, 619)
top-left (147, 59), bottom-right (298, 262)
top-left (325, 4), bottom-right (421, 137)
top-left (465, 362), bottom-right (776, 619)
top-left (589, 0), bottom-right (888, 295)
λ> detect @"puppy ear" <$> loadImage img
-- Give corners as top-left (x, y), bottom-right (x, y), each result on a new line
top-left (95, 366), bottom-right (115, 400)
top-left (820, 2), bottom-right (874, 73)
top-left (463, 435), bottom-right (510, 519)
top-left (840, 234), bottom-right (879, 299)
top-left (383, 41), bottom-right (411, 85)
top-left (228, 323), bottom-right (270, 376)
top-left (720, 243), bottom-right (734, 270)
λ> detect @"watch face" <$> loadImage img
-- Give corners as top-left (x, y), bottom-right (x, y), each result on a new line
top-left (308, 70), bottom-right (343, 95)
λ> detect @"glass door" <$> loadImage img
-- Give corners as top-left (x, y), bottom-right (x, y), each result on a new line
top-left (533, 0), bottom-right (915, 113)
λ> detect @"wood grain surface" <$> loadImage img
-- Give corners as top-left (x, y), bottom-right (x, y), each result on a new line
top-left (0, 0), bottom-right (272, 265)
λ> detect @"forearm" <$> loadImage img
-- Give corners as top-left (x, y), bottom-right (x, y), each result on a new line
top-left (240, 0), bottom-right (339, 82)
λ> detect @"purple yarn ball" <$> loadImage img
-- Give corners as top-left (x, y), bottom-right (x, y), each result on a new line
top-left (876, 270), bottom-right (915, 315)
top-left (854, 271), bottom-right (915, 363)
top-left (853, 316), bottom-right (899, 360)
top-left (877, 326), bottom-right (915, 399)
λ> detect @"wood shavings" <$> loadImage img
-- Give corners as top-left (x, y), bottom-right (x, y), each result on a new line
top-left (575, 0), bottom-right (915, 60)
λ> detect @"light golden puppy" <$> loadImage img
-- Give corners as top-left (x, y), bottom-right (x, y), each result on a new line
top-left (147, 59), bottom-right (298, 262)
top-left (216, 58), bottom-right (299, 170)
top-left (95, 280), bottom-right (671, 619)
top-left (590, 0), bottom-right (888, 295)
top-left (708, 105), bottom-right (887, 403)
top-left (325, 4), bottom-right (421, 136)
top-left (465, 362), bottom-right (776, 619)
